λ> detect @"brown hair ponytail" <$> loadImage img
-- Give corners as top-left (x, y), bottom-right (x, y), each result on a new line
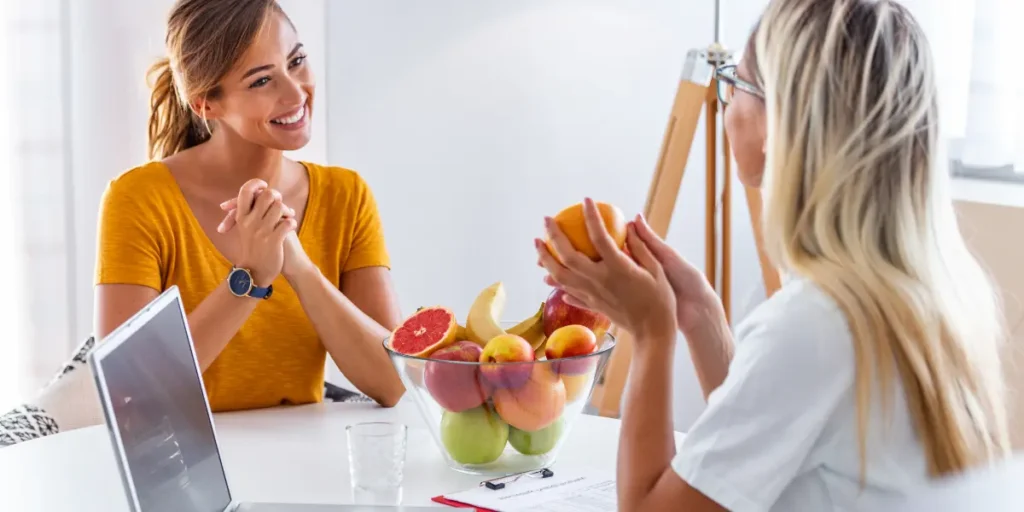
top-left (146, 0), bottom-right (287, 160)
top-left (146, 57), bottom-right (209, 160)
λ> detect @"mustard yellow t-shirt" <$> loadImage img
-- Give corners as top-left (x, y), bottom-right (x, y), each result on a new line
top-left (94, 161), bottom-right (391, 412)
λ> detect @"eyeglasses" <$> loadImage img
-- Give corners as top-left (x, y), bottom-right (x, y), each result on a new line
top-left (715, 64), bottom-right (764, 106)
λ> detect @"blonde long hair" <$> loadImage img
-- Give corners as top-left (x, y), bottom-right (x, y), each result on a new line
top-left (752, 0), bottom-right (1010, 477)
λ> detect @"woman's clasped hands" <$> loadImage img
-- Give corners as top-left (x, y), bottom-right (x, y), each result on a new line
top-left (216, 179), bottom-right (312, 285)
top-left (534, 198), bottom-right (720, 347)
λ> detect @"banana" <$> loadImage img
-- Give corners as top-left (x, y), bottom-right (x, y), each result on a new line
top-left (465, 281), bottom-right (507, 346)
top-left (453, 323), bottom-right (468, 341)
top-left (507, 302), bottom-right (546, 351)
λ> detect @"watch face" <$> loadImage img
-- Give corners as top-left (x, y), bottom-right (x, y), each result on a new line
top-left (228, 269), bottom-right (252, 296)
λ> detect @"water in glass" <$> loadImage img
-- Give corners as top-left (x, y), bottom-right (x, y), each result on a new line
top-left (347, 422), bottom-right (407, 505)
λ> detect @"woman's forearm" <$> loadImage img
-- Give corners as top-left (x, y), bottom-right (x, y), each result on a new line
top-left (188, 282), bottom-right (261, 371)
top-left (682, 300), bottom-right (735, 400)
top-left (617, 328), bottom-right (678, 511)
top-left (288, 267), bottom-right (405, 407)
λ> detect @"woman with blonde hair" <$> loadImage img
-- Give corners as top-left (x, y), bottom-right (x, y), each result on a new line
top-left (537, 0), bottom-right (1011, 510)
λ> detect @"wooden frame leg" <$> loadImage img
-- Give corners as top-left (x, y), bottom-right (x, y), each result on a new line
top-left (589, 52), bottom-right (781, 418)
top-left (589, 76), bottom-right (709, 417)
top-left (704, 83), bottom-right (718, 291)
top-left (721, 105), bottom-right (732, 322)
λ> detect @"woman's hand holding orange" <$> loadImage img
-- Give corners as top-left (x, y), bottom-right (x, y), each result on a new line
top-left (535, 198), bottom-right (678, 345)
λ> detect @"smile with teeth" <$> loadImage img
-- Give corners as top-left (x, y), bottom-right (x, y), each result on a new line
top-left (271, 103), bottom-right (306, 125)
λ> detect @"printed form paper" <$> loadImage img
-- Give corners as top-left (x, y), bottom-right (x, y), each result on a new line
top-left (441, 470), bottom-right (617, 512)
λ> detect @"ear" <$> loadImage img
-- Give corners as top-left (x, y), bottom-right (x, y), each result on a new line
top-left (190, 96), bottom-right (224, 122)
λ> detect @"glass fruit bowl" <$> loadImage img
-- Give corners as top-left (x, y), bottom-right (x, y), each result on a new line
top-left (383, 323), bottom-right (616, 476)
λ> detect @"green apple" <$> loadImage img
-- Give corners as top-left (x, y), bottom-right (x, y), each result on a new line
top-left (440, 406), bottom-right (509, 465)
top-left (508, 417), bottom-right (564, 455)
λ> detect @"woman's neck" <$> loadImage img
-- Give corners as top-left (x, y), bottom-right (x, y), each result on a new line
top-left (198, 129), bottom-right (286, 190)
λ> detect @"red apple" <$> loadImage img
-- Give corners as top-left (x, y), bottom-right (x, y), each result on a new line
top-left (543, 288), bottom-right (611, 338)
top-left (424, 341), bottom-right (491, 412)
top-left (479, 334), bottom-right (534, 389)
top-left (545, 324), bottom-right (597, 375)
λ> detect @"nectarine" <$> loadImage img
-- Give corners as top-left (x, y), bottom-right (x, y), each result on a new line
top-left (545, 324), bottom-right (598, 376)
top-left (493, 364), bottom-right (566, 432)
top-left (480, 334), bottom-right (535, 389)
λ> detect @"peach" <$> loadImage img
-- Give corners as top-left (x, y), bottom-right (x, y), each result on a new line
top-left (425, 341), bottom-right (491, 412)
top-left (545, 324), bottom-right (598, 376)
top-left (561, 373), bottom-right (590, 403)
top-left (545, 201), bottom-right (627, 264)
top-left (543, 287), bottom-right (611, 339)
top-left (493, 364), bottom-right (566, 432)
top-left (480, 334), bottom-right (535, 389)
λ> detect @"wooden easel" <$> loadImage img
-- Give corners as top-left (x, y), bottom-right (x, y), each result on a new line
top-left (588, 45), bottom-right (781, 418)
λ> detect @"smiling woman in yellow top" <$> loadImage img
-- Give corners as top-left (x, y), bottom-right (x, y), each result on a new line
top-left (93, 0), bottom-right (405, 412)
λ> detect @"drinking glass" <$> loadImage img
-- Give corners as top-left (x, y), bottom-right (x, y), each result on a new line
top-left (346, 422), bottom-right (408, 505)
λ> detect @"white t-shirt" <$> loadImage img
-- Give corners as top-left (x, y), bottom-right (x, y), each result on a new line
top-left (672, 277), bottom-right (929, 512)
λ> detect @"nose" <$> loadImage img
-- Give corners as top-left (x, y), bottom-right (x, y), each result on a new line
top-left (281, 76), bottom-right (306, 108)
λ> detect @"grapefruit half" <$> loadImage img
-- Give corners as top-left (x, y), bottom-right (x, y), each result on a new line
top-left (388, 306), bottom-right (459, 357)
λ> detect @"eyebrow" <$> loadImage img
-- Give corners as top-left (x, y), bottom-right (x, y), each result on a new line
top-left (240, 43), bottom-right (304, 80)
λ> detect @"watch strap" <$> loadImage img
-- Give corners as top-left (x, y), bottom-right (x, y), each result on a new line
top-left (249, 283), bottom-right (273, 299)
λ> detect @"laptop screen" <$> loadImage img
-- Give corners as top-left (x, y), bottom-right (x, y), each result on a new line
top-left (96, 294), bottom-right (232, 512)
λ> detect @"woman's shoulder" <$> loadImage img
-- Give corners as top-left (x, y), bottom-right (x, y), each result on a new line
top-left (99, 161), bottom-right (179, 224)
top-left (104, 161), bottom-right (176, 198)
top-left (303, 161), bottom-right (372, 193)
top-left (303, 161), bottom-right (380, 212)
top-left (734, 276), bottom-right (855, 366)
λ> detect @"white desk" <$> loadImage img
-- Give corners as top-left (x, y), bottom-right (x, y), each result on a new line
top-left (0, 397), bottom-right (685, 510)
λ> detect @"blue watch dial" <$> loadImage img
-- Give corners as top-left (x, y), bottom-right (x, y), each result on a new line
top-left (228, 268), bottom-right (253, 296)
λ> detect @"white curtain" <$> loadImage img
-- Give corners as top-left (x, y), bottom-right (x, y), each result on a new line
top-left (957, 0), bottom-right (1024, 174)
top-left (0, 0), bottom-right (67, 408)
top-left (904, 0), bottom-right (1024, 177)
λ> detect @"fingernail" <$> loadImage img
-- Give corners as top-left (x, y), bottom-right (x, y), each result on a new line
top-left (544, 216), bottom-right (553, 227)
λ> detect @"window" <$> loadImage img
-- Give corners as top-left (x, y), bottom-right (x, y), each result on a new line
top-left (1, 0), bottom-right (73, 406)
top-left (915, 0), bottom-right (1024, 183)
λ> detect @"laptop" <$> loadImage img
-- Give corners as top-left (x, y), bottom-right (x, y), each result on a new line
top-left (88, 286), bottom-right (436, 512)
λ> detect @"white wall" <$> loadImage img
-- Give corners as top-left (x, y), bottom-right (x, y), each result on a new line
top-left (324, 0), bottom-right (767, 429)
top-left (57, 0), bottom-right (770, 430)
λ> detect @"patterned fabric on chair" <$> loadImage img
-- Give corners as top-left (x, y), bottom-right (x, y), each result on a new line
top-left (0, 335), bottom-right (97, 448)
top-left (0, 405), bottom-right (60, 447)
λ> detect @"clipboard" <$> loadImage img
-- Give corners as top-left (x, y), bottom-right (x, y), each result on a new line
top-left (432, 467), bottom-right (617, 511)
top-left (431, 469), bottom-right (555, 511)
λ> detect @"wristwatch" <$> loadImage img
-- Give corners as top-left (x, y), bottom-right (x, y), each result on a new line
top-left (227, 267), bottom-right (273, 299)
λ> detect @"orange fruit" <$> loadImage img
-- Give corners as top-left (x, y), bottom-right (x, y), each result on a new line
top-left (546, 201), bottom-right (627, 263)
